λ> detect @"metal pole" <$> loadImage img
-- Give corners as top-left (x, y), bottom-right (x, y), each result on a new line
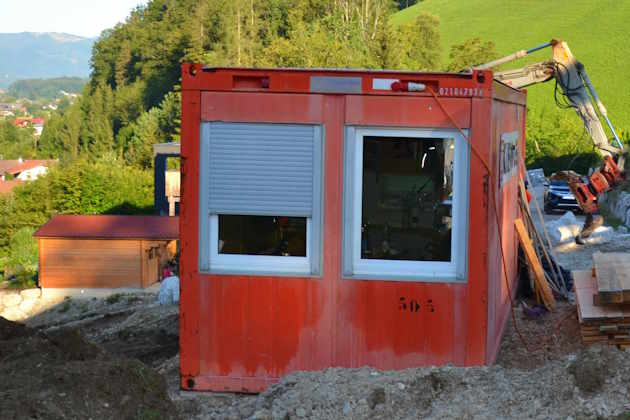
top-left (474, 42), bottom-right (553, 70)
top-left (580, 70), bottom-right (624, 149)
top-left (526, 42), bottom-right (553, 54)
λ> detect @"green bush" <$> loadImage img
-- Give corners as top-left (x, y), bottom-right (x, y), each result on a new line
top-left (0, 227), bottom-right (39, 288)
top-left (6, 269), bottom-right (37, 289)
top-left (7, 227), bottom-right (38, 271)
top-left (0, 120), bottom-right (37, 159)
top-left (525, 107), bottom-right (602, 175)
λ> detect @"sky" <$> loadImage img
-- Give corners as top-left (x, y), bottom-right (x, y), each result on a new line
top-left (0, 0), bottom-right (148, 38)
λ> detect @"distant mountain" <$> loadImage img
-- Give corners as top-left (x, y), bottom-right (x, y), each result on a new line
top-left (0, 32), bottom-right (94, 89)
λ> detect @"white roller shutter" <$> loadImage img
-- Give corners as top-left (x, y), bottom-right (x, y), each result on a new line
top-left (205, 122), bottom-right (319, 217)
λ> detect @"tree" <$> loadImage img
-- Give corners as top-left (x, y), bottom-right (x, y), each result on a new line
top-left (125, 107), bottom-right (162, 168)
top-left (259, 1), bottom-right (410, 70)
top-left (385, 11), bottom-right (441, 70)
top-left (445, 37), bottom-right (496, 72)
top-left (525, 106), bottom-right (600, 174)
top-left (115, 41), bottom-right (132, 89)
top-left (0, 120), bottom-right (37, 159)
top-left (112, 81), bottom-right (146, 134)
top-left (119, 91), bottom-right (181, 168)
top-left (39, 101), bottom-right (81, 160)
top-left (78, 84), bottom-right (115, 157)
top-left (260, 15), bottom-right (378, 68)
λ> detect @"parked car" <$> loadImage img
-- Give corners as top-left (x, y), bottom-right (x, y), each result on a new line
top-left (544, 179), bottom-right (580, 214)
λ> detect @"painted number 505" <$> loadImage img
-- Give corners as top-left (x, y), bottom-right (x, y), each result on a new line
top-left (398, 297), bottom-right (436, 314)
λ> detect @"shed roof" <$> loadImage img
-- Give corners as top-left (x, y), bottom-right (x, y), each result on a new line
top-left (33, 215), bottom-right (179, 240)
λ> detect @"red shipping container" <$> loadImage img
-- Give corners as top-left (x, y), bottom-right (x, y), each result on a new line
top-left (179, 64), bottom-right (526, 392)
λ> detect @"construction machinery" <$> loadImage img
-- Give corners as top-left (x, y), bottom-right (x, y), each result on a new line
top-left (475, 40), bottom-right (626, 242)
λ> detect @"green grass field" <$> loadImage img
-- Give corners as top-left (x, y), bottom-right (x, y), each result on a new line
top-left (392, 0), bottom-right (630, 132)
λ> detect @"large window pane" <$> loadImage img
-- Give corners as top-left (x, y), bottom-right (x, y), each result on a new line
top-left (218, 215), bottom-right (307, 257)
top-left (361, 136), bottom-right (454, 262)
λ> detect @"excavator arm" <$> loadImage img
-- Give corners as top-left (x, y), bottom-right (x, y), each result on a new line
top-left (474, 40), bottom-right (626, 239)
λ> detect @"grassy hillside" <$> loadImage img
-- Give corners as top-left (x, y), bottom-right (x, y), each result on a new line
top-left (392, 0), bottom-right (630, 133)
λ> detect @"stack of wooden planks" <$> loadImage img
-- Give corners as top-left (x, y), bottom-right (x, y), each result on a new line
top-left (574, 252), bottom-right (630, 349)
top-left (592, 252), bottom-right (630, 305)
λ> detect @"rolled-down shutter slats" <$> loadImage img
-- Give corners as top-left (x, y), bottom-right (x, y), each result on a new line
top-left (207, 122), bottom-right (316, 217)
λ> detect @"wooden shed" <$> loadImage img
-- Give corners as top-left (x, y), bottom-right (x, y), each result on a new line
top-left (34, 215), bottom-right (179, 289)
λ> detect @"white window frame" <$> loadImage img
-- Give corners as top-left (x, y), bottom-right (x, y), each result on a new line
top-left (342, 126), bottom-right (470, 282)
top-left (198, 122), bottom-right (323, 277)
top-left (208, 215), bottom-right (313, 275)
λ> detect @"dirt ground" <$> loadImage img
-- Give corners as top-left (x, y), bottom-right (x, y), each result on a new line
top-left (2, 286), bottom-right (628, 420)
top-left (0, 315), bottom-right (177, 419)
top-left (0, 287), bottom-right (628, 420)
top-left (2, 194), bottom-right (630, 419)
top-left (159, 299), bottom-right (626, 420)
top-left (496, 300), bottom-right (584, 370)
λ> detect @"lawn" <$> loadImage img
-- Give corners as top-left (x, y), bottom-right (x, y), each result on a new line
top-left (392, 0), bottom-right (630, 132)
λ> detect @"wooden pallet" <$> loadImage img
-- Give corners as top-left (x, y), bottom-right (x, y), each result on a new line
top-left (593, 252), bottom-right (630, 304)
top-left (574, 269), bottom-right (630, 348)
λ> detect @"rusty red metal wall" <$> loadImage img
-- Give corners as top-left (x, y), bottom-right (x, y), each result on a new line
top-left (179, 65), bottom-right (526, 392)
top-left (485, 83), bottom-right (528, 363)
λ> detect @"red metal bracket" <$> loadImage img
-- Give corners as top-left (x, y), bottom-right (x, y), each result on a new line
top-left (573, 183), bottom-right (599, 213)
top-left (571, 156), bottom-right (625, 214)
top-left (600, 155), bottom-right (624, 187)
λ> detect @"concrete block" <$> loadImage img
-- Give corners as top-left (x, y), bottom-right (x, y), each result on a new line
top-left (602, 191), bottom-right (630, 229)
top-left (2, 292), bottom-right (22, 308)
top-left (19, 299), bottom-right (37, 314)
top-left (41, 287), bottom-right (150, 301)
top-left (618, 192), bottom-right (630, 214)
top-left (1, 306), bottom-right (26, 321)
top-left (20, 288), bottom-right (41, 300)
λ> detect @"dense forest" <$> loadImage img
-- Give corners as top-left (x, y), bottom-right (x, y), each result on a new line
top-left (35, 0), bottom-right (497, 167)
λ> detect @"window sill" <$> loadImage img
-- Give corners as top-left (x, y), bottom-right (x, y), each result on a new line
top-left (200, 267), bottom-right (320, 278)
top-left (342, 272), bottom-right (467, 283)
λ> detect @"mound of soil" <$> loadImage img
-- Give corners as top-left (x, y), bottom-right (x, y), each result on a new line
top-left (100, 311), bottom-right (179, 367)
top-left (0, 316), bottom-right (29, 340)
top-left (191, 346), bottom-right (629, 419)
top-left (0, 316), bottom-right (177, 419)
